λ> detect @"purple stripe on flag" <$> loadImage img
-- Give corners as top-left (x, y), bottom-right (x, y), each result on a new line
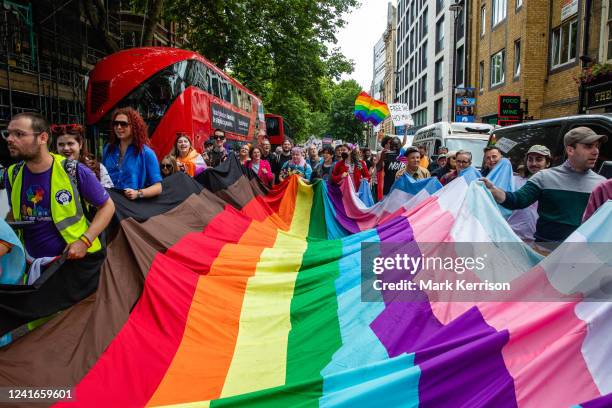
top-left (371, 217), bottom-right (517, 408)
top-left (579, 393), bottom-right (612, 408)
top-left (327, 181), bottom-right (361, 233)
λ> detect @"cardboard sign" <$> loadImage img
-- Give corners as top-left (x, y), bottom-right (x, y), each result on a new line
top-left (495, 137), bottom-right (519, 153)
top-left (389, 104), bottom-right (414, 126)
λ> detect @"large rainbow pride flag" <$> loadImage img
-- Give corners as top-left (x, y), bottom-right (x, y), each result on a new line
top-left (354, 91), bottom-right (390, 126)
top-left (0, 157), bottom-right (611, 407)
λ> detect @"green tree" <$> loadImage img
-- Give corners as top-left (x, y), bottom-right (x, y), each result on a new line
top-left (326, 80), bottom-right (367, 144)
top-left (120, 0), bottom-right (359, 142)
top-left (161, 0), bottom-right (357, 140)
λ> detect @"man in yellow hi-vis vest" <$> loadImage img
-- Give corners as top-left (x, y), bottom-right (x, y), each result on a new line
top-left (2, 112), bottom-right (114, 260)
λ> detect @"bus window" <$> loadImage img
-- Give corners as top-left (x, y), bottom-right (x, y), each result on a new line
top-left (238, 90), bottom-right (244, 110)
top-left (186, 61), bottom-right (209, 93)
top-left (232, 86), bottom-right (238, 108)
top-left (221, 81), bottom-right (232, 103)
top-left (211, 74), bottom-right (220, 98)
top-left (266, 116), bottom-right (280, 137)
top-left (113, 61), bottom-right (187, 137)
top-left (246, 95), bottom-right (252, 112)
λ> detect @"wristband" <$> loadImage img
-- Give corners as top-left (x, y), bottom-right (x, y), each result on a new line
top-left (138, 189), bottom-right (144, 199)
top-left (79, 235), bottom-right (92, 248)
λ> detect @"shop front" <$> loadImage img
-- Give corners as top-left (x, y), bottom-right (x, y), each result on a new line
top-left (580, 76), bottom-right (612, 114)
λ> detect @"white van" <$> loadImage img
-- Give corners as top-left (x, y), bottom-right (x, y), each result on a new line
top-left (413, 122), bottom-right (496, 169)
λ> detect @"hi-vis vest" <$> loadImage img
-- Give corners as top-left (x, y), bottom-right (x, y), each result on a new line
top-left (8, 153), bottom-right (101, 254)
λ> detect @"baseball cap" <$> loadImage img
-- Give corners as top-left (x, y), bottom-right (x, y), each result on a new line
top-left (563, 127), bottom-right (608, 146)
top-left (526, 145), bottom-right (551, 157)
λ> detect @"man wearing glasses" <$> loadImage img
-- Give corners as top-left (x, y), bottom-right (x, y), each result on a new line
top-left (208, 129), bottom-right (228, 168)
top-left (2, 112), bottom-right (114, 261)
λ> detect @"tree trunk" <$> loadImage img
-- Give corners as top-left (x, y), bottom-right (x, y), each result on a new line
top-left (81, 0), bottom-right (120, 53)
top-left (142, 0), bottom-right (165, 46)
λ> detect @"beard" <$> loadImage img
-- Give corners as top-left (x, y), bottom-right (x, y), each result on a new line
top-left (9, 145), bottom-right (39, 161)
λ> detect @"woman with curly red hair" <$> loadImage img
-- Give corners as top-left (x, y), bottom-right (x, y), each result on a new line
top-left (102, 107), bottom-right (162, 200)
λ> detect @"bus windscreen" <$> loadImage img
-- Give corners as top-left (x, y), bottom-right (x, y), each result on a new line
top-left (266, 117), bottom-right (280, 136)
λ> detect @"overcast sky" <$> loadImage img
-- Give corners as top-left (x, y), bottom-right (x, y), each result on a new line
top-left (336, 0), bottom-right (392, 90)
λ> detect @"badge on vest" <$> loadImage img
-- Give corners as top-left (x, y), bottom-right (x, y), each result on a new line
top-left (55, 189), bottom-right (72, 206)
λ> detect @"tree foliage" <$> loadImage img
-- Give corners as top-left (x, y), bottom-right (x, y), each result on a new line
top-left (326, 79), bottom-right (367, 144)
top-left (85, 0), bottom-right (365, 142)
top-left (161, 0), bottom-right (361, 142)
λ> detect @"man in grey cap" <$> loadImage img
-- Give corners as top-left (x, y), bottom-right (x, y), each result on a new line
top-left (524, 145), bottom-right (551, 177)
top-left (483, 127), bottom-right (607, 247)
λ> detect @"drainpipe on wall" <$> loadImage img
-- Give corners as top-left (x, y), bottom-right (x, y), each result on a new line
top-left (579, 0), bottom-right (593, 113)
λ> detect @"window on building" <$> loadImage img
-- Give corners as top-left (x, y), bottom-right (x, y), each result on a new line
top-left (492, 0), bottom-right (506, 26)
top-left (409, 85), bottom-right (413, 109)
top-left (457, 7), bottom-right (465, 40)
top-left (422, 7), bottom-right (428, 37)
top-left (410, 57), bottom-right (414, 80)
top-left (414, 107), bottom-right (428, 126)
top-left (516, 0), bottom-right (522, 9)
top-left (436, 0), bottom-right (444, 15)
top-left (435, 58), bottom-right (444, 93)
top-left (514, 39), bottom-right (521, 77)
top-left (422, 41), bottom-right (428, 71)
top-left (420, 74), bottom-right (427, 103)
top-left (456, 45), bottom-right (464, 86)
top-left (481, 6), bottom-right (486, 36)
top-left (434, 98), bottom-right (443, 122)
top-left (479, 61), bottom-right (484, 90)
top-left (490, 49), bottom-right (505, 87)
top-left (551, 18), bottom-right (577, 68)
top-left (436, 17), bottom-right (445, 53)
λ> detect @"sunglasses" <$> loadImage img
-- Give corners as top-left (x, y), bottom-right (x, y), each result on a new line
top-left (161, 164), bottom-right (173, 169)
top-left (214, 136), bottom-right (225, 140)
top-left (51, 123), bottom-right (83, 135)
top-left (112, 120), bottom-right (130, 128)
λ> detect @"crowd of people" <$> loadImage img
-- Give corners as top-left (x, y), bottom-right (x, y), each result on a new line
top-left (0, 108), bottom-right (610, 281)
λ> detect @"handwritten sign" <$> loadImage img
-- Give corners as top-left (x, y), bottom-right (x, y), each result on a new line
top-left (389, 104), bottom-right (414, 126)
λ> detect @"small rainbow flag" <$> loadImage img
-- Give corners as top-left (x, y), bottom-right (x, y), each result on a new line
top-left (354, 91), bottom-right (390, 126)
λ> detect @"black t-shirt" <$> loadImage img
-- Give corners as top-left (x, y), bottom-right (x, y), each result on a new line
top-left (274, 152), bottom-right (292, 182)
top-left (382, 152), bottom-right (405, 195)
top-left (320, 162), bottom-right (335, 181)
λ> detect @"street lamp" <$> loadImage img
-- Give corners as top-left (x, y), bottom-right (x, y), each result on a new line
top-left (450, 0), bottom-right (464, 123)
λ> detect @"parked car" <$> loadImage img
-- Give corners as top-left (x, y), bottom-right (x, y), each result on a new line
top-left (487, 114), bottom-right (612, 177)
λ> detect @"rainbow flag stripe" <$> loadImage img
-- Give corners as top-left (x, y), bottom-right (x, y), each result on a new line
top-left (1, 159), bottom-right (611, 408)
top-left (354, 91), bottom-right (390, 126)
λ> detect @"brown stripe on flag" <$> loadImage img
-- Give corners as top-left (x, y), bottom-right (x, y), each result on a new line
top-left (0, 185), bottom-right (234, 394)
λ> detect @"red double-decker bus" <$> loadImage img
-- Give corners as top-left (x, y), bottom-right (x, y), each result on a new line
top-left (86, 47), bottom-right (266, 159)
top-left (264, 113), bottom-right (294, 147)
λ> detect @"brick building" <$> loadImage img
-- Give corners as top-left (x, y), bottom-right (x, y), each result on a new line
top-left (579, 0), bottom-right (612, 113)
top-left (467, 0), bottom-right (601, 124)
